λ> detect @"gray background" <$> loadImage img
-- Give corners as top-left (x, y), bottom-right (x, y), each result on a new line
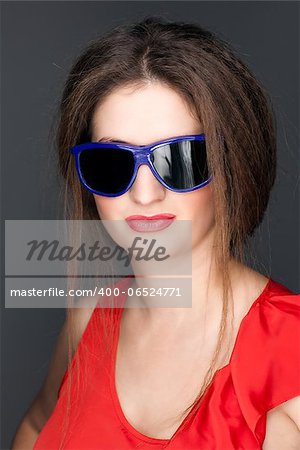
top-left (1, 1), bottom-right (299, 448)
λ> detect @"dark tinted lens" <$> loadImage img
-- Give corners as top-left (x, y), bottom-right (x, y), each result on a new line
top-left (78, 147), bottom-right (134, 195)
top-left (150, 140), bottom-right (209, 190)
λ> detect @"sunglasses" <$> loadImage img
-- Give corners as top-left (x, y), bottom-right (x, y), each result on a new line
top-left (70, 133), bottom-right (213, 197)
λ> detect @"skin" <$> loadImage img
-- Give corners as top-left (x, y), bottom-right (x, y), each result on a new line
top-left (90, 81), bottom-right (300, 445)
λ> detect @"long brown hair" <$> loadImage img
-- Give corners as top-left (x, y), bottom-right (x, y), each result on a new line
top-left (53, 15), bottom-right (276, 447)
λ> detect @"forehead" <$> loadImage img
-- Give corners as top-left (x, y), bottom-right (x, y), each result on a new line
top-left (90, 81), bottom-right (202, 145)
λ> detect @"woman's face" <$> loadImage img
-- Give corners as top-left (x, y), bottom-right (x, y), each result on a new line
top-left (90, 81), bottom-right (216, 253)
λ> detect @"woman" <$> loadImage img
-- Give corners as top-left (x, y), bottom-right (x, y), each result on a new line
top-left (12, 16), bottom-right (300, 449)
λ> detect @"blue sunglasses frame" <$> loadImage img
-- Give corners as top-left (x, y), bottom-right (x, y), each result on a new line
top-left (70, 133), bottom-right (213, 197)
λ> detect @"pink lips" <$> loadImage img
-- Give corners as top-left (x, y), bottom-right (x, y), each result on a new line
top-left (125, 213), bottom-right (176, 232)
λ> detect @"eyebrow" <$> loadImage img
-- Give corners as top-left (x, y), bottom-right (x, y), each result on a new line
top-left (97, 137), bottom-right (132, 144)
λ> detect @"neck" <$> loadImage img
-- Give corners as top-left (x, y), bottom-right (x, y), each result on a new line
top-left (124, 235), bottom-right (239, 327)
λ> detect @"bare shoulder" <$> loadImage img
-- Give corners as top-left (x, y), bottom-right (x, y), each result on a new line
top-left (228, 260), bottom-right (270, 313)
top-left (263, 396), bottom-right (300, 449)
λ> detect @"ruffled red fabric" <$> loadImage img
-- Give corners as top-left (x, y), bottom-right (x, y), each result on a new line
top-left (33, 276), bottom-right (300, 449)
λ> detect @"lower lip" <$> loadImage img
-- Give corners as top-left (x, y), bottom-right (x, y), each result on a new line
top-left (126, 218), bottom-right (175, 232)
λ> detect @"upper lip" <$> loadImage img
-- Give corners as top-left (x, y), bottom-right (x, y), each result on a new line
top-left (125, 213), bottom-right (176, 220)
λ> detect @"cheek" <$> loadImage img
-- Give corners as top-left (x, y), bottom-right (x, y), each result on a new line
top-left (92, 196), bottom-right (129, 250)
top-left (182, 185), bottom-right (215, 219)
top-left (93, 195), bottom-right (117, 220)
top-left (93, 194), bottom-right (130, 220)
top-left (181, 187), bottom-right (216, 240)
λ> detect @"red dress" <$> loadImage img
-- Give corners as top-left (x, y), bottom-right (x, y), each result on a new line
top-left (33, 276), bottom-right (300, 449)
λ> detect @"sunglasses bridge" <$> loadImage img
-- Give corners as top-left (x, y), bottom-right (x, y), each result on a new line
top-left (129, 148), bottom-right (153, 166)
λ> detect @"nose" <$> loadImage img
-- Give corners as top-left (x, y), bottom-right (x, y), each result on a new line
top-left (128, 163), bottom-right (166, 205)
